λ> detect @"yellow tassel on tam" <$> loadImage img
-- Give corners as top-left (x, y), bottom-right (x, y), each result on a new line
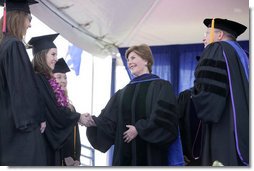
top-left (209, 18), bottom-right (215, 44)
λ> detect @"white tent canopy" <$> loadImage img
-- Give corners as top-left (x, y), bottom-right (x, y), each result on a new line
top-left (31, 0), bottom-right (249, 57)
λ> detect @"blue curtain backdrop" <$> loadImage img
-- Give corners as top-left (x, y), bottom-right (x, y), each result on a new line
top-left (118, 41), bottom-right (249, 95)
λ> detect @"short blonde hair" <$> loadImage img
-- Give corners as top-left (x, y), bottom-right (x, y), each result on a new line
top-left (125, 44), bottom-right (154, 73)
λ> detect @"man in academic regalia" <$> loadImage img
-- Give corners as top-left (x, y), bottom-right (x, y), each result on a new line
top-left (0, 0), bottom-right (47, 166)
top-left (191, 18), bottom-right (249, 166)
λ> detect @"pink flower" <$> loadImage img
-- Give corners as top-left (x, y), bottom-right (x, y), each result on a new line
top-left (48, 77), bottom-right (68, 107)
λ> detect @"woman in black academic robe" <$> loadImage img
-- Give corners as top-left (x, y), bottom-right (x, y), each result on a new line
top-left (86, 44), bottom-right (180, 166)
top-left (0, 3), bottom-right (47, 166)
top-left (35, 73), bottom-right (81, 166)
top-left (59, 105), bottom-right (81, 166)
top-left (28, 34), bottom-right (83, 166)
top-left (52, 58), bottom-right (81, 166)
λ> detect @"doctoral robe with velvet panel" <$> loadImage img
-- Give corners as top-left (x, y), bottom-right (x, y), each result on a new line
top-left (87, 79), bottom-right (179, 166)
top-left (191, 41), bottom-right (249, 166)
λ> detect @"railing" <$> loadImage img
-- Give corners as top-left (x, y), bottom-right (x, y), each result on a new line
top-left (80, 144), bottom-right (95, 166)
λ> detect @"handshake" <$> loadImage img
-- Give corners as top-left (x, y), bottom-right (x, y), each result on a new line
top-left (78, 113), bottom-right (96, 127)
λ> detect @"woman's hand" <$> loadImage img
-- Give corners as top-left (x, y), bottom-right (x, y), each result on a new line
top-left (123, 125), bottom-right (138, 143)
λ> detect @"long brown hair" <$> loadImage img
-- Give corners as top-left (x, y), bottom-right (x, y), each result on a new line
top-left (32, 49), bottom-right (53, 78)
top-left (0, 11), bottom-right (28, 42)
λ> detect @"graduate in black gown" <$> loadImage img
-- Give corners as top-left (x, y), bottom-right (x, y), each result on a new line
top-left (28, 34), bottom-right (87, 166)
top-left (0, 0), bottom-right (47, 166)
top-left (86, 44), bottom-right (180, 166)
top-left (52, 58), bottom-right (81, 166)
top-left (191, 18), bottom-right (249, 166)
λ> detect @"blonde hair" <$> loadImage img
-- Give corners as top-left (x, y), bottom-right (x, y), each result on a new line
top-left (125, 44), bottom-right (154, 73)
top-left (0, 11), bottom-right (28, 42)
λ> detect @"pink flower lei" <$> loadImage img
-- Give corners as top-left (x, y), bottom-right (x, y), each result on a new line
top-left (48, 77), bottom-right (68, 107)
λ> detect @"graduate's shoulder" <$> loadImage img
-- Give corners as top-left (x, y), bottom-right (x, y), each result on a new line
top-left (34, 73), bottom-right (49, 86)
top-left (3, 36), bottom-right (22, 45)
top-left (1, 36), bottom-right (25, 51)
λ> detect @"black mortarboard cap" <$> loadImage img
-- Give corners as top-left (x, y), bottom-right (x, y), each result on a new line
top-left (53, 58), bottom-right (70, 73)
top-left (203, 18), bottom-right (247, 38)
top-left (0, 0), bottom-right (38, 14)
top-left (28, 33), bottom-right (59, 54)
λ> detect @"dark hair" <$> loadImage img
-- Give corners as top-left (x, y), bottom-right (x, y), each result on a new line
top-left (32, 49), bottom-right (52, 78)
top-left (125, 44), bottom-right (154, 73)
top-left (0, 11), bottom-right (29, 42)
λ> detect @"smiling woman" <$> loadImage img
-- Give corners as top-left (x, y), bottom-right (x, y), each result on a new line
top-left (86, 44), bottom-right (182, 166)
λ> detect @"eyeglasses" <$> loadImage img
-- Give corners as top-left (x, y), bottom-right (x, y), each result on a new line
top-left (204, 30), bottom-right (221, 37)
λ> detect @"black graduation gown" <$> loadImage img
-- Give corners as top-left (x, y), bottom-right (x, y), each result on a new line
top-left (0, 36), bottom-right (47, 166)
top-left (35, 73), bottom-right (81, 166)
top-left (191, 41), bottom-right (249, 166)
top-left (87, 78), bottom-right (179, 166)
top-left (60, 106), bottom-right (81, 165)
top-left (178, 89), bottom-right (201, 166)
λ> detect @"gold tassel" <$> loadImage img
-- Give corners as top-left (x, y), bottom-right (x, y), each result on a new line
top-left (209, 18), bottom-right (215, 44)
